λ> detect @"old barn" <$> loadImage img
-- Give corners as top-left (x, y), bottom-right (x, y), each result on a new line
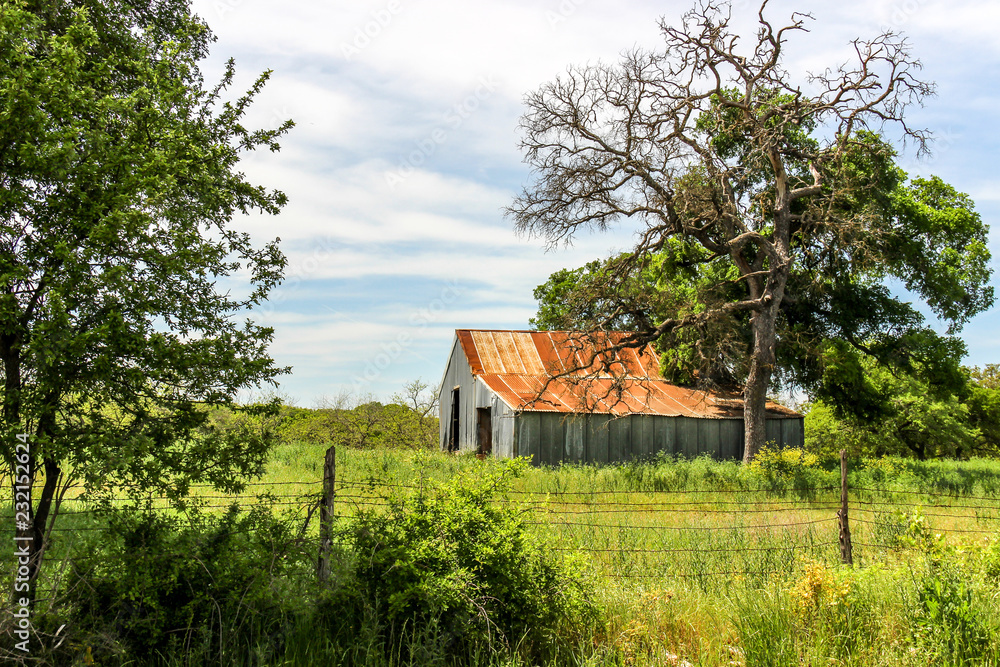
top-left (438, 329), bottom-right (803, 464)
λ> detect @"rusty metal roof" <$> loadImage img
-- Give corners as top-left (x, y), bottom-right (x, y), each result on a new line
top-left (455, 329), bottom-right (800, 419)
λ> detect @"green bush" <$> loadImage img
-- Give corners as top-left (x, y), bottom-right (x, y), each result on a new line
top-left (60, 505), bottom-right (313, 665)
top-left (915, 562), bottom-right (997, 664)
top-left (330, 457), bottom-right (597, 662)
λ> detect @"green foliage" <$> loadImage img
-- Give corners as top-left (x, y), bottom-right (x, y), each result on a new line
top-left (916, 563), bottom-right (997, 664)
top-left (802, 399), bottom-right (881, 458)
top-left (747, 445), bottom-right (823, 482)
top-left (731, 585), bottom-right (798, 667)
top-left (885, 177), bottom-right (994, 329)
top-left (60, 505), bottom-right (312, 664)
top-left (981, 538), bottom-right (1000, 584)
top-left (331, 457), bottom-right (597, 660)
top-left (0, 0), bottom-right (291, 599)
top-left (282, 380), bottom-right (439, 450)
top-left (277, 402), bottom-right (438, 451)
top-left (12, 449), bottom-right (1000, 665)
top-left (966, 366), bottom-right (1000, 455)
top-left (805, 347), bottom-right (989, 460)
top-left (970, 365), bottom-right (1000, 390)
top-left (529, 260), bottom-right (607, 331)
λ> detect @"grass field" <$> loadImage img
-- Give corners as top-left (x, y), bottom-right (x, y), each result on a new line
top-left (5, 444), bottom-right (1000, 665)
top-left (326, 447), bottom-right (1000, 665)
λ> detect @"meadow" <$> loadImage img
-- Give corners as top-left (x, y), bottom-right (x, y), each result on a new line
top-left (5, 443), bottom-right (1000, 666)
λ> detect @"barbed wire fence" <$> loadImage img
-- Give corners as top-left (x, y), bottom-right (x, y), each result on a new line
top-left (3, 448), bottom-right (1000, 601)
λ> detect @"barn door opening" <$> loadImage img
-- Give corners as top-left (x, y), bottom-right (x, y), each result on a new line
top-left (448, 388), bottom-right (460, 452)
top-left (476, 407), bottom-right (492, 457)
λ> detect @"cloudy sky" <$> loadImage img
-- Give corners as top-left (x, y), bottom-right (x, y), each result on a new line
top-left (187, 0), bottom-right (1000, 406)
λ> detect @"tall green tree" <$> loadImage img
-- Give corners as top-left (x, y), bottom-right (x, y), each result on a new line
top-left (1, 0), bottom-right (291, 603)
top-left (966, 365), bottom-right (1000, 454)
top-left (805, 362), bottom-right (1000, 460)
top-left (509, 2), bottom-right (992, 461)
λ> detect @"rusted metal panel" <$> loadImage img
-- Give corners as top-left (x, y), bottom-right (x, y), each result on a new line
top-left (470, 331), bottom-right (501, 373)
top-left (512, 333), bottom-right (545, 375)
top-left (457, 330), bottom-right (484, 375)
top-left (493, 331), bottom-right (523, 374)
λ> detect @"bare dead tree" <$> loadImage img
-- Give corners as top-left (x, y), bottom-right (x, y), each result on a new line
top-left (507, 0), bottom-right (936, 462)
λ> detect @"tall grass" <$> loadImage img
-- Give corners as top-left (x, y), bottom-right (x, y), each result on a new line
top-left (4, 445), bottom-right (1000, 665)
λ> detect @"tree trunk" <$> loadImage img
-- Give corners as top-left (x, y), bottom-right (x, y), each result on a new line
top-left (4, 331), bottom-right (60, 607)
top-left (743, 305), bottom-right (779, 463)
top-left (14, 457), bottom-right (58, 608)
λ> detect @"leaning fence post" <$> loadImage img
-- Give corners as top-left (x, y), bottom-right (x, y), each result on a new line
top-left (317, 444), bottom-right (336, 583)
top-left (838, 449), bottom-right (853, 566)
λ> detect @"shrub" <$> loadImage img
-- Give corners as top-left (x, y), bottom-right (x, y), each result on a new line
top-left (915, 563), bottom-right (996, 663)
top-left (331, 457), bottom-right (597, 661)
top-left (60, 504), bottom-right (313, 665)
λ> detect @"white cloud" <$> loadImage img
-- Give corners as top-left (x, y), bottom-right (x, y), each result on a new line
top-left (186, 0), bottom-right (1000, 403)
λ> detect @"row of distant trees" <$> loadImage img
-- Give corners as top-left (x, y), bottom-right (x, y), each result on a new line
top-left (276, 379), bottom-right (439, 450)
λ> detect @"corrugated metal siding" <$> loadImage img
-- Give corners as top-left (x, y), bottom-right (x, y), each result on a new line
top-left (492, 397), bottom-right (516, 459)
top-left (518, 412), bottom-right (540, 465)
top-left (720, 419), bottom-right (744, 459)
top-left (438, 340), bottom-right (478, 453)
top-left (499, 412), bottom-right (801, 465)
top-left (442, 330), bottom-right (805, 463)
top-left (782, 418), bottom-right (804, 449)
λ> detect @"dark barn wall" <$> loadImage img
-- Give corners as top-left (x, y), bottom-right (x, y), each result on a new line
top-left (514, 413), bottom-right (803, 465)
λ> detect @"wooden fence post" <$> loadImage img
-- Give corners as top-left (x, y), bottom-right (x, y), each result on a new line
top-left (317, 444), bottom-right (335, 583)
top-left (838, 449), bottom-right (853, 566)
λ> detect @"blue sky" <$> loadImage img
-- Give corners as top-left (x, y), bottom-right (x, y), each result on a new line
top-left (189, 0), bottom-right (1000, 406)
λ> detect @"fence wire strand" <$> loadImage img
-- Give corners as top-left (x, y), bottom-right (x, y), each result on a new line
top-left (5, 468), bottom-right (1000, 584)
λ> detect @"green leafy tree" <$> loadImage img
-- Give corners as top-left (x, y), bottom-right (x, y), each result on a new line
top-left (966, 365), bottom-right (1000, 454)
top-left (1, 1), bottom-right (291, 603)
top-left (509, 2), bottom-right (992, 461)
top-left (805, 359), bottom-right (1000, 460)
top-left (285, 380), bottom-right (439, 450)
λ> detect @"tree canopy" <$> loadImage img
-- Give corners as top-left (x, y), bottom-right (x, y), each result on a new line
top-left (509, 1), bottom-right (993, 461)
top-left (1, 0), bottom-right (292, 599)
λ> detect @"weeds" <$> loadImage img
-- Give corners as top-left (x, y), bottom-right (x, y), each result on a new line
top-left (3, 448), bottom-right (1000, 665)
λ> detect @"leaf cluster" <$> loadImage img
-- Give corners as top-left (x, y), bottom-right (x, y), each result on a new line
top-left (60, 505), bottom-right (312, 664)
top-left (333, 458), bottom-right (596, 658)
top-left (0, 0), bottom-right (292, 498)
